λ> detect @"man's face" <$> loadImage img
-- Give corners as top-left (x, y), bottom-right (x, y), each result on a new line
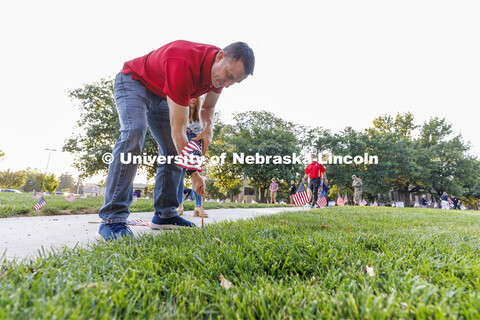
top-left (211, 51), bottom-right (248, 88)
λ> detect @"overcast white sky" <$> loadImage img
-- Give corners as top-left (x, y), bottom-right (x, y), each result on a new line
top-left (1, 0), bottom-right (479, 184)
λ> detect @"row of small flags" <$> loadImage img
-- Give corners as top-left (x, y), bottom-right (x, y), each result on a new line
top-left (32, 192), bottom-right (88, 211)
top-left (293, 186), bottom-right (382, 208)
top-left (33, 192), bottom-right (88, 199)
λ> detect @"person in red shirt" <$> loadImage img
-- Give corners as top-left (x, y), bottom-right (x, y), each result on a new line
top-left (98, 40), bottom-right (255, 240)
top-left (302, 154), bottom-right (328, 208)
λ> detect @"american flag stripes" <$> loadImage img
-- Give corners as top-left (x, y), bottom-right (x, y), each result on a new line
top-left (127, 219), bottom-right (149, 226)
top-left (343, 194), bottom-right (348, 205)
top-left (177, 141), bottom-right (203, 172)
top-left (66, 194), bottom-right (76, 202)
top-left (34, 197), bottom-right (47, 211)
top-left (317, 194), bottom-right (327, 208)
top-left (32, 192), bottom-right (42, 199)
top-left (336, 194), bottom-right (345, 206)
top-left (293, 183), bottom-right (309, 206)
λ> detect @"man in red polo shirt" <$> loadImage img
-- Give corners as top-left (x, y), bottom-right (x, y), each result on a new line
top-left (98, 40), bottom-right (255, 240)
top-left (302, 154), bottom-right (328, 209)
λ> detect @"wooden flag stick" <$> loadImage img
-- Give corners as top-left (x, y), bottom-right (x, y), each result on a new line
top-left (200, 140), bottom-right (204, 228)
top-left (201, 194), bottom-right (204, 228)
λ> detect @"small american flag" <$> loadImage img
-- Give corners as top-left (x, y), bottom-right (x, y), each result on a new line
top-left (34, 197), bottom-right (47, 211)
top-left (127, 219), bottom-right (149, 226)
top-left (293, 183), bottom-right (309, 206)
top-left (371, 200), bottom-right (378, 207)
top-left (32, 192), bottom-right (42, 199)
top-left (81, 194), bottom-right (87, 199)
top-left (343, 194), bottom-right (348, 205)
top-left (360, 199), bottom-right (368, 206)
top-left (316, 194), bottom-right (327, 208)
top-left (66, 194), bottom-right (76, 202)
top-left (336, 194), bottom-right (345, 206)
top-left (133, 195), bottom-right (137, 202)
top-left (177, 141), bottom-right (203, 172)
top-left (460, 204), bottom-right (466, 210)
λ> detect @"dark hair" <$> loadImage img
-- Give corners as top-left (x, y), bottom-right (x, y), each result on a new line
top-left (223, 42), bottom-right (255, 76)
top-left (189, 97), bottom-right (201, 123)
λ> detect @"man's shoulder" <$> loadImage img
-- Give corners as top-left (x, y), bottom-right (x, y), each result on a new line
top-left (161, 40), bottom-right (220, 59)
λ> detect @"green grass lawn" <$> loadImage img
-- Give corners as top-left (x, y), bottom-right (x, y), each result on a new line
top-left (0, 193), bottom-right (292, 218)
top-left (1, 206), bottom-right (480, 318)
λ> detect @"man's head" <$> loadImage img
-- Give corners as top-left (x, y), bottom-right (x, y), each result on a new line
top-left (291, 180), bottom-right (294, 184)
top-left (310, 154), bottom-right (317, 162)
top-left (272, 178), bottom-right (276, 183)
top-left (352, 175), bottom-right (357, 180)
top-left (211, 42), bottom-right (255, 88)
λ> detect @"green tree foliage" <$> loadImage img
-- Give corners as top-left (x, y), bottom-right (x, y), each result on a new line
top-left (63, 79), bottom-right (158, 179)
top-left (0, 169), bottom-right (27, 189)
top-left (57, 172), bottom-right (76, 192)
top-left (228, 111), bottom-right (305, 202)
top-left (42, 174), bottom-right (59, 194)
top-left (21, 169), bottom-right (42, 192)
top-left (0, 150), bottom-right (5, 159)
top-left (419, 117), bottom-right (480, 200)
top-left (206, 114), bottom-right (244, 201)
top-left (316, 113), bottom-right (479, 206)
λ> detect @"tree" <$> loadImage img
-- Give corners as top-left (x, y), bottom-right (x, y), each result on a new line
top-left (0, 150), bottom-right (5, 159)
top-left (63, 79), bottom-right (159, 179)
top-left (316, 113), bottom-right (479, 206)
top-left (21, 169), bottom-right (43, 192)
top-left (463, 178), bottom-right (480, 210)
top-left (57, 173), bottom-right (76, 192)
top-left (42, 174), bottom-right (59, 194)
top-left (228, 111), bottom-right (305, 203)
top-left (205, 114), bottom-right (244, 201)
top-left (0, 170), bottom-right (27, 189)
top-left (419, 117), bottom-right (480, 201)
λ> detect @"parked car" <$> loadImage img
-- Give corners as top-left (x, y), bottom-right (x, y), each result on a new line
top-left (4, 189), bottom-right (22, 193)
top-left (53, 191), bottom-right (66, 196)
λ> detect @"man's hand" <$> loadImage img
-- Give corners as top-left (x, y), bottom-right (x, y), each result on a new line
top-left (192, 127), bottom-right (213, 155)
top-left (191, 171), bottom-right (205, 197)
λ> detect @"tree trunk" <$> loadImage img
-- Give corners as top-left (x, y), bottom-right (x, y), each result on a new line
top-left (259, 187), bottom-right (267, 203)
top-left (254, 189), bottom-right (259, 202)
top-left (230, 190), bottom-right (234, 203)
top-left (402, 191), bottom-right (411, 207)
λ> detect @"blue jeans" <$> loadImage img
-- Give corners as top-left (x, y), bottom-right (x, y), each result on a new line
top-left (98, 72), bottom-right (183, 224)
top-left (176, 132), bottom-right (202, 207)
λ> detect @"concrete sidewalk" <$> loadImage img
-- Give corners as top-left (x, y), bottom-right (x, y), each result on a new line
top-left (1, 207), bottom-right (302, 261)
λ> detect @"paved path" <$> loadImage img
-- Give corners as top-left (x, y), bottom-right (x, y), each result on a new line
top-left (1, 207), bottom-right (302, 261)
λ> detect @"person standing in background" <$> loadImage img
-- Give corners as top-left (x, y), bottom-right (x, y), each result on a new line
top-left (270, 178), bottom-right (278, 204)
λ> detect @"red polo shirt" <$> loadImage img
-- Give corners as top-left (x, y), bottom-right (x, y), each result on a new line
top-left (122, 40), bottom-right (223, 106)
top-left (305, 162), bottom-right (325, 179)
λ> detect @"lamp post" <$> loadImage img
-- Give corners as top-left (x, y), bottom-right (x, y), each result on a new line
top-left (42, 148), bottom-right (57, 191)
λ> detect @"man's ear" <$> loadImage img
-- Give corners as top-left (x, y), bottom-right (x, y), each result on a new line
top-left (215, 50), bottom-right (226, 62)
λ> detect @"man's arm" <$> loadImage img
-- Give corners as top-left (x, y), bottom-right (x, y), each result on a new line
top-left (167, 97), bottom-right (189, 153)
top-left (167, 96), bottom-right (205, 196)
top-left (322, 171), bottom-right (328, 184)
top-left (193, 91), bottom-right (220, 154)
